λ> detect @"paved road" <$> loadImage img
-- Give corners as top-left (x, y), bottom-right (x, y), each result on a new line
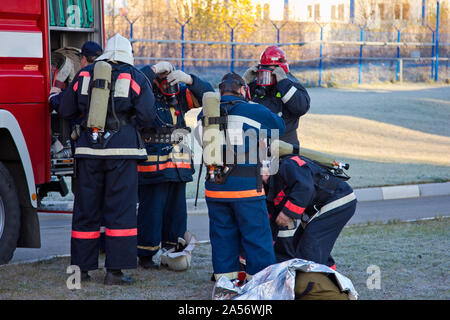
top-left (10, 195), bottom-right (450, 264)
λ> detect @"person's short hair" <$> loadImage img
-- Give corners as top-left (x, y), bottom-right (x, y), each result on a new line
top-left (84, 55), bottom-right (97, 63)
top-left (81, 41), bottom-right (103, 63)
top-left (219, 72), bottom-right (246, 96)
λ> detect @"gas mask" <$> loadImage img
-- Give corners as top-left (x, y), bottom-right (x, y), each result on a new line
top-left (256, 67), bottom-right (276, 86)
top-left (155, 77), bottom-right (180, 107)
top-left (255, 66), bottom-right (276, 97)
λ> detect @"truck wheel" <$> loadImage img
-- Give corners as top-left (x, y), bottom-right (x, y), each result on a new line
top-left (0, 162), bottom-right (21, 264)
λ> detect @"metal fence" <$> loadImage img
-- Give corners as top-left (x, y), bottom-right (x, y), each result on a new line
top-left (113, 15), bottom-right (450, 87)
top-left (130, 36), bottom-right (449, 87)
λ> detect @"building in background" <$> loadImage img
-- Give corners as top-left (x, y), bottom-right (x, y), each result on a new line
top-left (253, 0), bottom-right (350, 22)
top-left (252, 0), bottom-right (435, 27)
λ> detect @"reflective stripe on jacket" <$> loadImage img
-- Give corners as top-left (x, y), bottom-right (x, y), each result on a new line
top-left (60, 62), bottom-right (155, 160)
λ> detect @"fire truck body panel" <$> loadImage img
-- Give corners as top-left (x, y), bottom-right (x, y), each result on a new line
top-left (0, 109), bottom-right (37, 208)
top-left (0, 0), bottom-right (104, 264)
top-left (1, 0), bottom-right (50, 190)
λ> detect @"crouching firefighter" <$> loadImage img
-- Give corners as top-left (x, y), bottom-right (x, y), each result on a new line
top-left (263, 140), bottom-right (356, 269)
top-left (195, 73), bottom-right (286, 282)
top-left (60, 34), bottom-right (155, 285)
top-left (136, 61), bottom-right (214, 269)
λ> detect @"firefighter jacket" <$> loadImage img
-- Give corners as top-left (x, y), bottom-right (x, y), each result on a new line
top-left (198, 95), bottom-right (286, 202)
top-left (266, 155), bottom-right (356, 221)
top-left (248, 73), bottom-right (310, 145)
top-left (137, 66), bottom-right (214, 184)
top-left (60, 62), bottom-right (155, 160)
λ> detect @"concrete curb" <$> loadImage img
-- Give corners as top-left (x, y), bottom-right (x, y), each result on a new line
top-left (186, 181), bottom-right (450, 214)
top-left (40, 182), bottom-right (450, 215)
top-left (354, 181), bottom-right (450, 202)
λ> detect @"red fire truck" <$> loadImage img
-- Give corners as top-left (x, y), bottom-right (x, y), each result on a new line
top-left (0, 0), bottom-right (104, 263)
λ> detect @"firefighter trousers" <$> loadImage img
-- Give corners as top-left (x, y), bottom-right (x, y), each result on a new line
top-left (207, 199), bottom-right (276, 279)
top-left (137, 182), bottom-right (187, 257)
top-left (271, 219), bottom-right (298, 263)
top-left (293, 200), bottom-right (357, 268)
top-left (71, 158), bottom-right (138, 271)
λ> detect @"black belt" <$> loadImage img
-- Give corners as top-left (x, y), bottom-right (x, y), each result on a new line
top-left (228, 166), bottom-right (258, 178)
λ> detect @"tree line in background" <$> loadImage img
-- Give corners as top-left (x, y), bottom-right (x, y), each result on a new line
top-left (103, 0), bottom-right (449, 67)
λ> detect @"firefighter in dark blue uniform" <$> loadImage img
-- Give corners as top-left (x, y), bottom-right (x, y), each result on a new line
top-left (49, 41), bottom-right (103, 217)
top-left (263, 153), bottom-right (357, 269)
top-left (243, 46), bottom-right (310, 145)
top-left (60, 34), bottom-right (155, 285)
top-left (197, 73), bottom-right (285, 281)
top-left (136, 61), bottom-right (214, 269)
top-left (49, 41), bottom-right (103, 114)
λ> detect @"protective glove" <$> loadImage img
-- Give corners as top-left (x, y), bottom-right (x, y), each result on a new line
top-left (49, 86), bottom-right (62, 96)
top-left (272, 66), bottom-right (287, 82)
top-left (167, 70), bottom-right (193, 85)
top-left (54, 57), bottom-right (74, 89)
top-left (243, 65), bottom-right (258, 84)
top-left (152, 61), bottom-right (174, 74)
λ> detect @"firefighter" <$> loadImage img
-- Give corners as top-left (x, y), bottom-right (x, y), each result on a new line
top-left (197, 73), bottom-right (285, 282)
top-left (59, 34), bottom-right (155, 285)
top-left (49, 41), bottom-right (103, 113)
top-left (243, 46), bottom-right (310, 145)
top-left (262, 152), bottom-right (357, 269)
top-left (136, 61), bottom-right (214, 269)
top-left (49, 42), bottom-right (104, 243)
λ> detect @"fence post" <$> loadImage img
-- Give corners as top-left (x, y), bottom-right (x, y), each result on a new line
top-left (434, 0), bottom-right (440, 82)
top-left (398, 58), bottom-right (403, 82)
top-left (395, 28), bottom-right (401, 81)
top-left (358, 24), bottom-right (366, 84)
top-left (231, 27), bottom-right (235, 72)
top-left (431, 30), bottom-right (435, 79)
top-left (123, 16), bottom-right (139, 49)
top-left (425, 23), bottom-right (436, 79)
top-left (315, 22), bottom-right (326, 87)
top-left (271, 22), bottom-right (287, 45)
top-left (226, 23), bottom-right (240, 73)
top-left (175, 17), bottom-right (191, 72)
top-left (180, 24), bottom-right (185, 71)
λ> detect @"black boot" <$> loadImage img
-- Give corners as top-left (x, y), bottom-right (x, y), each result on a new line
top-left (138, 255), bottom-right (159, 269)
top-left (104, 269), bottom-right (134, 285)
top-left (81, 271), bottom-right (91, 282)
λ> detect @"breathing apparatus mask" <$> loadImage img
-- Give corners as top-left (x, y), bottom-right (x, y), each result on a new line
top-left (256, 66), bottom-right (276, 86)
top-left (155, 75), bottom-right (180, 107)
top-left (255, 66), bottom-right (277, 97)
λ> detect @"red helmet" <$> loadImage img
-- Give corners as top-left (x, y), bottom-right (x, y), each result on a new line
top-left (259, 46), bottom-right (289, 73)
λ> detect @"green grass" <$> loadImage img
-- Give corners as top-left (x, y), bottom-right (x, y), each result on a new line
top-left (1, 218), bottom-right (448, 300)
top-left (332, 217), bottom-right (450, 300)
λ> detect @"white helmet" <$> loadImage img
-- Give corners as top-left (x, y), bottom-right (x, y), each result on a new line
top-left (160, 231), bottom-right (197, 271)
top-left (161, 249), bottom-right (192, 271)
top-left (96, 33), bottom-right (133, 65)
